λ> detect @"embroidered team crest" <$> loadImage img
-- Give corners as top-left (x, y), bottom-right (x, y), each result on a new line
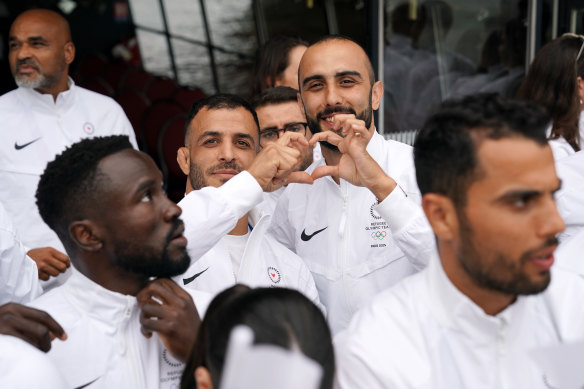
top-left (83, 122), bottom-right (95, 134)
top-left (267, 266), bottom-right (281, 284)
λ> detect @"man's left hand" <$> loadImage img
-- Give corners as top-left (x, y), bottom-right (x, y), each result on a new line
top-left (136, 278), bottom-right (200, 363)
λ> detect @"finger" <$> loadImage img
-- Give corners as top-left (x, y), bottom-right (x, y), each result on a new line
top-left (38, 270), bottom-right (50, 281)
top-left (309, 131), bottom-right (344, 146)
top-left (18, 305), bottom-right (67, 340)
top-left (276, 131), bottom-right (309, 147)
top-left (44, 256), bottom-right (69, 272)
top-left (49, 249), bottom-right (70, 263)
top-left (40, 264), bottom-right (61, 277)
top-left (283, 171), bottom-right (314, 185)
top-left (312, 165), bottom-right (339, 181)
top-left (140, 301), bottom-right (168, 320)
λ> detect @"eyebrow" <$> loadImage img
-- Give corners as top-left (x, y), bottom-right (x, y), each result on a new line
top-left (495, 180), bottom-right (563, 203)
top-left (9, 36), bottom-right (47, 42)
top-left (134, 178), bottom-right (156, 196)
top-left (261, 122), bottom-right (303, 131)
top-left (197, 130), bottom-right (256, 145)
top-left (301, 70), bottom-right (363, 87)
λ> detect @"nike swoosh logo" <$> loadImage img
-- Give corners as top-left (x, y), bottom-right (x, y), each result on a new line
top-left (301, 227), bottom-right (327, 241)
top-left (14, 137), bottom-right (41, 150)
top-left (75, 376), bottom-right (101, 389)
top-left (183, 267), bottom-right (209, 286)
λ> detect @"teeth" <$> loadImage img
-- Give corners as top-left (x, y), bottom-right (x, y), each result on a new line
top-left (325, 117), bottom-right (334, 123)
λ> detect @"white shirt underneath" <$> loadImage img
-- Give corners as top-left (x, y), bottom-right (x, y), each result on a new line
top-left (221, 229), bottom-right (250, 279)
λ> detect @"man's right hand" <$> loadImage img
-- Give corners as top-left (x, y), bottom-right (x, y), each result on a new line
top-left (27, 247), bottom-right (71, 281)
top-left (247, 132), bottom-right (314, 192)
top-left (0, 303), bottom-right (66, 352)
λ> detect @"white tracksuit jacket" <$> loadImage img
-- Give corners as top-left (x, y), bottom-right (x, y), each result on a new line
top-left (269, 131), bottom-right (435, 333)
top-left (334, 259), bottom-right (584, 389)
top-left (556, 150), bottom-right (584, 243)
top-left (28, 271), bottom-right (210, 389)
top-left (176, 207), bottom-right (321, 308)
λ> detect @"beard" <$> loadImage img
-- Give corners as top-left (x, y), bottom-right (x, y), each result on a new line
top-left (13, 58), bottom-right (66, 90)
top-left (189, 160), bottom-right (243, 190)
top-left (114, 218), bottom-right (191, 278)
top-left (305, 88), bottom-right (373, 152)
top-left (456, 210), bottom-right (554, 296)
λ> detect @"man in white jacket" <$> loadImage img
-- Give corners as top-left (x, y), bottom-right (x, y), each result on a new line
top-left (334, 94), bottom-right (584, 389)
top-left (269, 36), bottom-right (435, 333)
top-left (175, 94), bottom-right (321, 307)
top-left (29, 136), bottom-right (207, 389)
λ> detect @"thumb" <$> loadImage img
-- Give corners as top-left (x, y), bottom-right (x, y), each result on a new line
top-left (311, 165), bottom-right (338, 181)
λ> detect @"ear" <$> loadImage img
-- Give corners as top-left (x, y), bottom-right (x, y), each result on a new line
top-left (177, 146), bottom-right (190, 176)
top-left (194, 366), bottom-right (214, 389)
top-left (577, 76), bottom-right (584, 104)
top-left (421, 193), bottom-right (458, 241)
top-left (64, 42), bottom-right (75, 65)
top-left (371, 80), bottom-right (384, 111)
top-left (69, 220), bottom-right (103, 252)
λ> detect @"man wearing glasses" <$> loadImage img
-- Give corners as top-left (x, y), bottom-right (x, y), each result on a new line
top-left (251, 86), bottom-right (322, 213)
top-left (175, 93), bottom-right (321, 308)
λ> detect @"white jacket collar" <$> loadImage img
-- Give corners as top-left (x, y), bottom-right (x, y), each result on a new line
top-left (16, 77), bottom-right (76, 111)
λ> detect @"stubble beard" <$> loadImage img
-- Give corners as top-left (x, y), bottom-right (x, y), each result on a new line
top-left (13, 57), bottom-right (66, 91)
top-left (188, 160), bottom-right (243, 190)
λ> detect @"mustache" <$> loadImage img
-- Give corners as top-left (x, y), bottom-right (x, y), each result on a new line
top-left (15, 58), bottom-right (39, 71)
top-left (316, 106), bottom-right (356, 121)
top-left (206, 161), bottom-right (243, 175)
top-left (165, 218), bottom-right (185, 245)
top-left (521, 236), bottom-right (560, 263)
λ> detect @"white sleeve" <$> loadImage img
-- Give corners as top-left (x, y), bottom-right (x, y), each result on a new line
top-left (267, 188), bottom-right (296, 251)
top-left (179, 171), bottom-right (263, 261)
top-left (0, 203), bottom-right (42, 305)
top-left (373, 186), bottom-right (436, 270)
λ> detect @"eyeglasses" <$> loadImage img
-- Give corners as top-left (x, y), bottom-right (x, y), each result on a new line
top-left (259, 122), bottom-right (308, 147)
top-left (562, 32), bottom-right (584, 61)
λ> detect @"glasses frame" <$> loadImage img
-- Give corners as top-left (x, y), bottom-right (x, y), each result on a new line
top-left (259, 122), bottom-right (308, 147)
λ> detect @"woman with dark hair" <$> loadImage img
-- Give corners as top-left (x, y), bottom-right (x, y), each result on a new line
top-left (517, 33), bottom-right (584, 160)
top-left (180, 286), bottom-right (334, 389)
top-left (251, 35), bottom-right (308, 96)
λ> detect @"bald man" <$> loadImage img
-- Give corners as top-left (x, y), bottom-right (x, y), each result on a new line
top-left (268, 36), bottom-right (435, 333)
top-left (0, 9), bottom-right (137, 289)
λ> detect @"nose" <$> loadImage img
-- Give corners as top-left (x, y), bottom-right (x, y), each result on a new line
top-left (15, 43), bottom-right (31, 60)
top-left (218, 142), bottom-right (235, 162)
top-left (163, 196), bottom-right (182, 222)
top-left (539, 196), bottom-right (566, 239)
top-left (324, 84), bottom-right (342, 106)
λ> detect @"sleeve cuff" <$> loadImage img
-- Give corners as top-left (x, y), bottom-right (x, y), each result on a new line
top-left (373, 184), bottom-right (423, 234)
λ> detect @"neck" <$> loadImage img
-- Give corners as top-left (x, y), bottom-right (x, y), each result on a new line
top-left (438, 241), bottom-right (516, 316)
top-left (229, 214), bottom-right (249, 235)
top-left (74, 255), bottom-right (148, 296)
top-left (35, 75), bottom-right (70, 102)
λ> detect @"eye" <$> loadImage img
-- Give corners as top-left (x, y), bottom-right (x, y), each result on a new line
top-left (203, 138), bottom-right (218, 146)
top-left (510, 194), bottom-right (537, 209)
top-left (260, 131), bottom-right (278, 141)
top-left (140, 190), bottom-right (152, 203)
top-left (306, 81), bottom-right (324, 90)
top-left (286, 124), bottom-right (304, 133)
top-left (236, 139), bottom-right (251, 148)
top-left (340, 78), bottom-right (356, 86)
top-left (8, 42), bottom-right (19, 50)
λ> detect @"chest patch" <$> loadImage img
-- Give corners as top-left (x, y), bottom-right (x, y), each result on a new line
top-left (267, 266), bottom-right (281, 284)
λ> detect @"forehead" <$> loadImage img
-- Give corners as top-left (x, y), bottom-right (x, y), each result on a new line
top-left (98, 149), bottom-right (161, 194)
top-left (189, 106), bottom-right (258, 139)
top-left (10, 12), bottom-right (63, 41)
top-left (299, 40), bottom-right (370, 82)
top-left (256, 101), bottom-right (304, 127)
top-left (468, 137), bottom-right (558, 200)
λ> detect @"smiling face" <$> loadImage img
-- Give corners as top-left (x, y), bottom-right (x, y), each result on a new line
top-left (179, 107), bottom-right (259, 192)
top-left (448, 137), bottom-right (565, 300)
top-left (98, 150), bottom-right (190, 278)
top-left (298, 39), bottom-right (382, 144)
top-left (8, 9), bottom-right (74, 95)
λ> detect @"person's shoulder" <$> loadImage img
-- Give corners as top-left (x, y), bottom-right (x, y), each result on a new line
top-left (0, 88), bottom-right (21, 107)
top-left (27, 286), bottom-right (79, 326)
top-left (73, 85), bottom-right (124, 109)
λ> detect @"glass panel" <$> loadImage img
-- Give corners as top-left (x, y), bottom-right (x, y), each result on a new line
top-left (257, 0), bottom-right (328, 43)
top-left (136, 30), bottom-right (173, 78)
top-left (214, 50), bottom-right (255, 94)
top-left (172, 38), bottom-right (214, 93)
top-left (334, 0), bottom-right (366, 45)
top-left (382, 0), bottom-right (528, 132)
top-left (128, 0), bottom-right (164, 30)
top-left (162, 0), bottom-right (206, 39)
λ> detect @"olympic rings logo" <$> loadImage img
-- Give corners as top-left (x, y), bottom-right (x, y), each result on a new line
top-left (371, 230), bottom-right (387, 240)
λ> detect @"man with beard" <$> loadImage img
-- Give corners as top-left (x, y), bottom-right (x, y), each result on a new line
top-left (269, 36), bottom-right (434, 333)
top-left (0, 9), bottom-right (137, 288)
top-left (175, 94), bottom-right (321, 308)
top-left (334, 94), bottom-right (584, 389)
top-left (28, 136), bottom-right (207, 389)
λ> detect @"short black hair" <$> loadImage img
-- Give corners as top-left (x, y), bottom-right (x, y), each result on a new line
top-left (250, 86), bottom-right (299, 109)
top-left (414, 93), bottom-right (549, 207)
top-left (36, 135), bottom-right (133, 249)
top-left (184, 93), bottom-right (260, 144)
